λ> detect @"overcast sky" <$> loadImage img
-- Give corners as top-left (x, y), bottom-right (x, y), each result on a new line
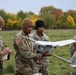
top-left (0, 0), bottom-right (76, 14)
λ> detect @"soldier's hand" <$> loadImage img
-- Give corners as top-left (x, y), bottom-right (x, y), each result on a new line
top-left (2, 47), bottom-right (12, 56)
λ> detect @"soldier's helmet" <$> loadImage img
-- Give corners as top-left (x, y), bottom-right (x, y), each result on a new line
top-left (0, 16), bottom-right (4, 27)
top-left (22, 18), bottom-right (33, 27)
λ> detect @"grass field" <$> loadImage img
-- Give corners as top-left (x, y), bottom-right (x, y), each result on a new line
top-left (0, 29), bottom-right (76, 75)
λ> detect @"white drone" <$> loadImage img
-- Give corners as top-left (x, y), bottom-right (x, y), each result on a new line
top-left (27, 37), bottom-right (76, 68)
top-left (33, 73), bottom-right (42, 75)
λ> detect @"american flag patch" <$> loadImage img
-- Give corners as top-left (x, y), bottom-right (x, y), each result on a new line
top-left (16, 39), bottom-right (21, 44)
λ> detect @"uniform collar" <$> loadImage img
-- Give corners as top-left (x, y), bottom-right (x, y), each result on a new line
top-left (34, 31), bottom-right (45, 39)
top-left (21, 30), bottom-right (29, 37)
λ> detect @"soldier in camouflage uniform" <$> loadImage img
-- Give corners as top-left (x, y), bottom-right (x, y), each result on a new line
top-left (70, 36), bottom-right (76, 75)
top-left (13, 18), bottom-right (42, 75)
top-left (0, 16), bottom-right (12, 75)
top-left (30, 20), bottom-right (50, 75)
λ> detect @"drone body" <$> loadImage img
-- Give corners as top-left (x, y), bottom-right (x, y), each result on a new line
top-left (35, 39), bottom-right (76, 54)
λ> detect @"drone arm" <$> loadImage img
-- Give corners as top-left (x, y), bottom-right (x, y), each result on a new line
top-left (51, 54), bottom-right (71, 63)
top-left (41, 53), bottom-right (71, 63)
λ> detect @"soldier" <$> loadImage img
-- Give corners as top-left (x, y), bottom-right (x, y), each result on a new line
top-left (13, 18), bottom-right (42, 75)
top-left (0, 16), bottom-right (12, 75)
top-left (30, 20), bottom-right (50, 75)
top-left (70, 36), bottom-right (76, 75)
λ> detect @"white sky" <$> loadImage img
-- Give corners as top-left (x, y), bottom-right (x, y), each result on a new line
top-left (0, 0), bottom-right (76, 14)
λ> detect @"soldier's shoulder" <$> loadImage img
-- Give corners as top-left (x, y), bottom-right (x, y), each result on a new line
top-left (14, 35), bottom-right (23, 46)
top-left (44, 34), bottom-right (49, 39)
top-left (0, 36), bottom-right (3, 45)
top-left (30, 33), bottom-right (34, 37)
top-left (15, 31), bottom-right (23, 38)
top-left (14, 33), bottom-right (23, 42)
top-left (29, 32), bottom-right (35, 38)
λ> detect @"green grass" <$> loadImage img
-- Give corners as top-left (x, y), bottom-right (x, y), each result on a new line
top-left (0, 29), bottom-right (76, 75)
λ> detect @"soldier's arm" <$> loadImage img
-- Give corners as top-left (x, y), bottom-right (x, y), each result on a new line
top-left (15, 36), bottom-right (41, 59)
top-left (0, 47), bottom-right (12, 60)
top-left (0, 52), bottom-right (2, 60)
top-left (70, 36), bottom-right (76, 57)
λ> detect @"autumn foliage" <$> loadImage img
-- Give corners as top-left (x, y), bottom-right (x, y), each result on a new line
top-left (0, 5), bottom-right (76, 30)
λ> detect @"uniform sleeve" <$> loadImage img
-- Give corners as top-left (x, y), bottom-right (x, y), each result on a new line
top-left (48, 37), bottom-right (50, 41)
top-left (70, 36), bottom-right (76, 56)
top-left (0, 52), bottom-right (2, 60)
top-left (0, 36), bottom-right (4, 60)
top-left (43, 34), bottom-right (50, 41)
top-left (29, 34), bottom-right (34, 39)
top-left (14, 36), bottom-right (37, 59)
top-left (73, 36), bottom-right (76, 40)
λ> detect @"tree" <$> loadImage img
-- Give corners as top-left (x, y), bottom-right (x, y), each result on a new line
top-left (7, 13), bottom-right (17, 20)
top-left (39, 6), bottom-right (55, 17)
top-left (17, 10), bottom-right (27, 19)
top-left (56, 13), bottom-right (68, 29)
top-left (67, 10), bottom-right (76, 17)
top-left (29, 14), bottom-right (39, 26)
top-left (43, 15), bottom-right (56, 29)
top-left (66, 15), bottom-right (75, 28)
top-left (52, 9), bottom-right (63, 21)
top-left (0, 9), bottom-right (8, 29)
top-left (40, 6), bottom-right (55, 14)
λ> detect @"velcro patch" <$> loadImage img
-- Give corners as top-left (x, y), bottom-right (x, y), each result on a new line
top-left (16, 39), bottom-right (21, 44)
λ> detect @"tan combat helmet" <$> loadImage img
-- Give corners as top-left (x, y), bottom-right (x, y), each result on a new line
top-left (22, 18), bottom-right (33, 27)
top-left (0, 16), bottom-right (4, 27)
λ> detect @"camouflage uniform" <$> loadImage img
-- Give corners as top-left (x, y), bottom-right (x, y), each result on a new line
top-left (0, 16), bottom-right (4, 75)
top-left (0, 36), bottom-right (4, 75)
top-left (30, 31), bottom-right (50, 75)
top-left (70, 36), bottom-right (76, 57)
top-left (70, 36), bottom-right (76, 75)
top-left (13, 30), bottom-right (41, 75)
top-left (0, 16), bottom-right (12, 75)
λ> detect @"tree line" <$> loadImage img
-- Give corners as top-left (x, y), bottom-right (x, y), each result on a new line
top-left (0, 5), bottom-right (76, 30)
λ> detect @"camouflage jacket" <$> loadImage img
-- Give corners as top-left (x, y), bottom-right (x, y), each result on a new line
top-left (0, 36), bottom-right (4, 60)
top-left (13, 30), bottom-right (38, 66)
top-left (30, 31), bottom-right (50, 64)
top-left (70, 36), bottom-right (76, 56)
top-left (30, 31), bottom-right (50, 41)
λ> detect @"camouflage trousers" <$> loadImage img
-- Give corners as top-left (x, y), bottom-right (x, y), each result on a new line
top-left (32, 64), bottom-right (49, 75)
top-left (0, 62), bottom-right (3, 75)
top-left (33, 60), bottom-right (49, 75)
top-left (0, 68), bottom-right (3, 75)
top-left (70, 49), bottom-right (76, 57)
top-left (14, 60), bottom-right (39, 75)
top-left (39, 66), bottom-right (49, 75)
top-left (15, 64), bottom-right (49, 75)
top-left (40, 58), bottom-right (49, 75)
top-left (14, 64), bottom-right (33, 75)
